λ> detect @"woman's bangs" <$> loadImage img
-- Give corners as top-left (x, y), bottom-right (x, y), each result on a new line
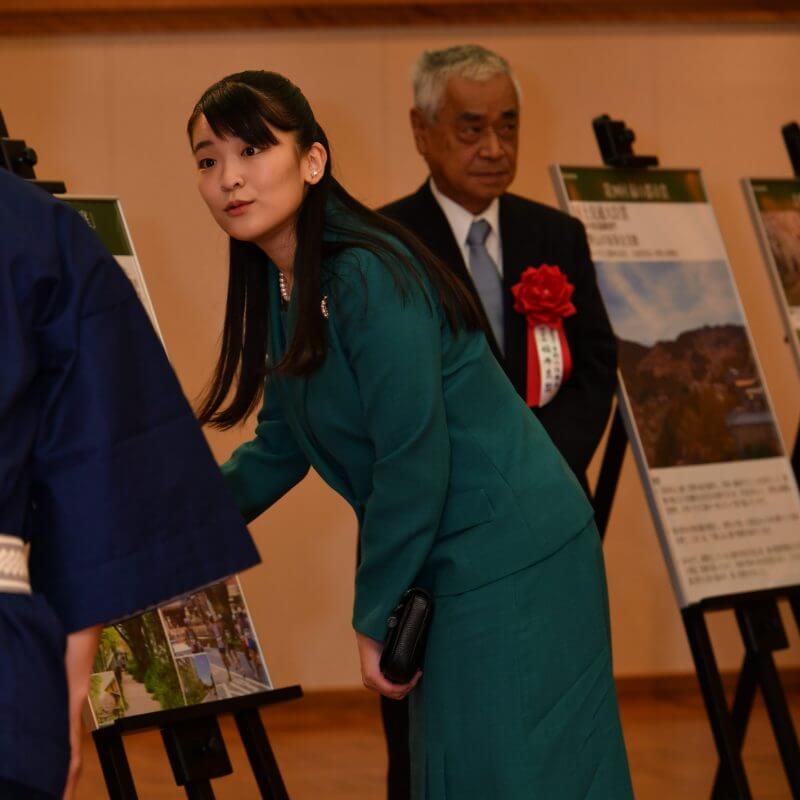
top-left (199, 83), bottom-right (284, 148)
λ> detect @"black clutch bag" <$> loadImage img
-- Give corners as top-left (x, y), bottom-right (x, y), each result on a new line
top-left (379, 587), bottom-right (434, 685)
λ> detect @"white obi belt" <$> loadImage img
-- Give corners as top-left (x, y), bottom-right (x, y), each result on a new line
top-left (0, 534), bottom-right (31, 594)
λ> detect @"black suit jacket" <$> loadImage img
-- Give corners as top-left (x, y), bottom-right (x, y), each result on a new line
top-left (380, 181), bottom-right (617, 489)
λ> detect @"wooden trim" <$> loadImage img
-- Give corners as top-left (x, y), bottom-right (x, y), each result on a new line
top-left (286, 670), bottom-right (800, 712)
top-left (615, 668), bottom-right (800, 699)
top-left (1, 0), bottom-right (799, 35)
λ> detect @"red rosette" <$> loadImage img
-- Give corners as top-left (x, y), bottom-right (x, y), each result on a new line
top-left (511, 265), bottom-right (576, 406)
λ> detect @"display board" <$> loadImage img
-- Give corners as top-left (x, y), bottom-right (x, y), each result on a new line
top-left (60, 196), bottom-right (272, 727)
top-left (550, 167), bottom-right (800, 607)
top-left (743, 178), bottom-right (800, 373)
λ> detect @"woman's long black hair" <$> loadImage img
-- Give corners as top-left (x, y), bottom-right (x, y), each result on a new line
top-left (190, 70), bottom-right (483, 429)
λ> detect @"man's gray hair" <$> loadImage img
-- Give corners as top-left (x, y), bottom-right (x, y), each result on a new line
top-left (413, 44), bottom-right (521, 121)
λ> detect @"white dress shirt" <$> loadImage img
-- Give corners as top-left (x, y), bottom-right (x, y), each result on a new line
top-left (429, 177), bottom-right (503, 278)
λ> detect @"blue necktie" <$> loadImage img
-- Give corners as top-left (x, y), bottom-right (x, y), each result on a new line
top-left (467, 219), bottom-right (504, 354)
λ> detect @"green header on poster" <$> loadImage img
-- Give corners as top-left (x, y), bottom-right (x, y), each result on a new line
top-left (748, 178), bottom-right (800, 213)
top-left (61, 198), bottom-right (133, 256)
top-left (559, 167), bottom-right (706, 204)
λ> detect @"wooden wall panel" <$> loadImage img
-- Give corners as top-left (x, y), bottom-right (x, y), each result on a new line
top-left (1, 0), bottom-right (799, 35)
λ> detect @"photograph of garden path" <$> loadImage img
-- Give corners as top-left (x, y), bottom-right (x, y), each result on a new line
top-left (89, 610), bottom-right (183, 723)
top-left (87, 578), bottom-right (271, 727)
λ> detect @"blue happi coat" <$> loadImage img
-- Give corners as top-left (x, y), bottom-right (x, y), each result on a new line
top-left (0, 169), bottom-right (259, 795)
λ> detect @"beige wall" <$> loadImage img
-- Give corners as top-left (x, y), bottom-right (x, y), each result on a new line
top-left (2, 24), bottom-right (799, 690)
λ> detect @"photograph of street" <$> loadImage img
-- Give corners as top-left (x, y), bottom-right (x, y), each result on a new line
top-left (159, 577), bottom-right (271, 699)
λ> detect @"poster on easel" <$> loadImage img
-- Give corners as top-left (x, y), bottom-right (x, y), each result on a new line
top-left (550, 167), bottom-right (800, 607)
top-left (60, 197), bottom-right (272, 727)
top-left (743, 178), bottom-right (800, 373)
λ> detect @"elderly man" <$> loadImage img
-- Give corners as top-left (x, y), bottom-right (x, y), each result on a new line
top-left (379, 44), bottom-right (618, 800)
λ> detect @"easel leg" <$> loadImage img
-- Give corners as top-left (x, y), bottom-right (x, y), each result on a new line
top-left (755, 651), bottom-right (800, 797)
top-left (711, 654), bottom-right (758, 799)
top-left (234, 707), bottom-right (290, 799)
top-left (791, 592), bottom-right (800, 633)
top-left (161, 716), bottom-right (231, 799)
top-left (735, 601), bottom-right (800, 796)
top-left (682, 607), bottom-right (752, 799)
top-left (184, 781), bottom-right (216, 800)
top-left (93, 729), bottom-right (138, 800)
top-left (593, 405), bottom-right (628, 540)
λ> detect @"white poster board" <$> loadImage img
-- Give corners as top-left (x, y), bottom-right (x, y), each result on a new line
top-left (60, 196), bottom-right (273, 727)
top-left (550, 167), bottom-right (800, 607)
top-left (743, 178), bottom-right (800, 374)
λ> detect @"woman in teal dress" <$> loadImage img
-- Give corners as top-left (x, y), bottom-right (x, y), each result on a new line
top-left (188, 70), bottom-right (633, 798)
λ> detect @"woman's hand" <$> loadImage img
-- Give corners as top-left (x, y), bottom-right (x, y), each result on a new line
top-left (355, 631), bottom-right (422, 701)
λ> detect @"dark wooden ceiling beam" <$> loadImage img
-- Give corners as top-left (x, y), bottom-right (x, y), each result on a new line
top-left (1, 0), bottom-right (798, 35)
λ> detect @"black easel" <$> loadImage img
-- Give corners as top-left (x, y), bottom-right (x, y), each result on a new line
top-left (2, 110), bottom-right (304, 799)
top-left (588, 116), bottom-right (800, 799)
top-left (93, 686), bottom-right (303, 799)
top-left (593, 403), bottom-right (627, 540)
top-left (591, 114), bottom-right (657, 541)
top-left (0, 109), bottom-right (65, 193)
top-left (782, 120), bottom-right (800, 486)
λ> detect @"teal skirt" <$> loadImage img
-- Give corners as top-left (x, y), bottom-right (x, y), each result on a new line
top-left (409, 522), bottom-right (634, 799)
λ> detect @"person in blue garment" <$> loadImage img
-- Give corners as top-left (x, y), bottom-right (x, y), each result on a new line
top-left (189, 70), bottom-right (633, 799)
top-left (0, 168), bottom-right (260, 799)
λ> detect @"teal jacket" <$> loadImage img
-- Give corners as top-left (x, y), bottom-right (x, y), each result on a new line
top-left (222, 220), bottom-right (593, 641)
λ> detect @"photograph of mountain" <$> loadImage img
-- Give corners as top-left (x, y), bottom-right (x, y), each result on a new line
top-left (598, 260), bottom-right (782, 468)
